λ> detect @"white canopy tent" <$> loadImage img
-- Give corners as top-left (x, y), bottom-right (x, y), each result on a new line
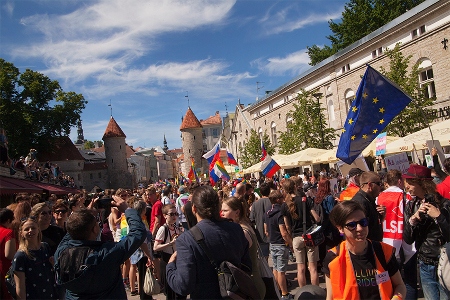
top-left (385, 119), bottom-right (450, 154)
top-left (277, 148), bottom-right (329, 168)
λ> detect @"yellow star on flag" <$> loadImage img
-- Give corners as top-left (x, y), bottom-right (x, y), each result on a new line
top-left (363, 92), bottom-right (368, 98)
top-left (373, 129), bottom-right (378, 134)
top-left (351, 135), bottom-right (356, 140)
top-left (352, 106), bottom-right (358, 112)
top-left (342, 128), bottom-right (346, 133)
top-left (348, 118), bottom-right (354, 125)
top-left (379, 107), bottom-right (385, 113)
top-left (373, 97), bottom-right (379, 104)
top-left (379, 119), bottom-right (384, 124)
top-left (362, 134), bottom-right (368, 139)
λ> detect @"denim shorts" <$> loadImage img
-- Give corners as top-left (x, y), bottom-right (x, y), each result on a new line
top-left (270, 244), bottom-right (289, 272)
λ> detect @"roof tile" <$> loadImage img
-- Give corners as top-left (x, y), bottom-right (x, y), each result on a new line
top-left (103, 117), bottom-right (126, 139)
top-left (180, 108), bottom-right (202, 130)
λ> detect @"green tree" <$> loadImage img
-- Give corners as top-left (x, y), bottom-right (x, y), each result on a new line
top-left (278, 90), bottom-right (336, 154)
top-left (379, 44), bottom-right (434, 137)
top-left (307, 0), bottom-right (425, 65)
top-left (0, 59), bottom-right (87, 157)
top-left (239, 130), bottom-right (275, 169)
top-left (83, 140), bottom-right (103, 149)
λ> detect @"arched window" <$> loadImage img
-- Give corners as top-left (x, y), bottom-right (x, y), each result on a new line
top-left (271, 122), bottom-right (277, 146)
top-left (286, 116), bottom-right (293, 133)
top-left (344, 89), bottom-right (355, 114)
top-left (328, 99), bottom-right (335, 121)
top-left (418, 58), bottom-right (436, 99)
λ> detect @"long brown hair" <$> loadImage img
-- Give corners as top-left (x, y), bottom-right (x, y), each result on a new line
top-left (222, 196), bottom-right (249, 223)
top-left (315, 179), bottom-right (331, 203)
top-left (282, 178), bottom-right (298, 219)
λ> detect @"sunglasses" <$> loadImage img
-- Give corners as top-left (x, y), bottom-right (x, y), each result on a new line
top-left (166, 213), bottom-right (179, 217)
top-left (54, 210), bottom-right (68, 214)
top-left (21, 216), bottom-right (37, 222)
top-left (344, 217), bottom-right (369, 231)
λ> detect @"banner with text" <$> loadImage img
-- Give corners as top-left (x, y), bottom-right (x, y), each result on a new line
top-left (385, 152), bottom-right (410, 173)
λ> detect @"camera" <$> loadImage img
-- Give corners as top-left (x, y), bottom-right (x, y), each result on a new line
top-left (96, 197), bottom-right (113, 209)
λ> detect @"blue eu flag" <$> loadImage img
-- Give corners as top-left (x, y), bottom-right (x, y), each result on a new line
top-left (336, 65), bottom-right (412, 164)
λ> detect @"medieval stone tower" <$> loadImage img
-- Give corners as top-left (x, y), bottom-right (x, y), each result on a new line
top-left (102, 116), bottom-right (132, 189)
top-left (180, 107), bottom-right (203, 177)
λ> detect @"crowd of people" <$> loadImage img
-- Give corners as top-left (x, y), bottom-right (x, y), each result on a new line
top-left (1, 149), bottom-right (450, 300)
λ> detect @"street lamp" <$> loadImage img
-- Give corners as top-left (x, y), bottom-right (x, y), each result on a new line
top-left (313, 92), bottom-right (325, 149)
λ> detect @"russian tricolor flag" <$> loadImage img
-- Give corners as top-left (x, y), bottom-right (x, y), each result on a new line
top-left (261, 154), bottom-right (280, 178)
top-left (226, 148), bottom-right (238, 166)
top-left (261, 141), bottom-right (267, 161)
top-left (203, 141), bottom-right (220, 165)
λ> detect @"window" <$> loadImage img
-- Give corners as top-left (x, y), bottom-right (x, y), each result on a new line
top-left (344, 89), bottom-right (355, 113)
top-left (372, 50), bottom-right (377, 58)
top-left (372, 47), bottom-right (383, 58)
top-left (418, 59), bottom-right (436, 99)
top-left (341, 64), bottom-right (351, 73)
top-left (412, 25), bottom-right (426, 39)
top-left (271, 122), bottom-right (277, 146)
top-left (245, 129), bottom-right (248, 137)
top-left (378, 47), bottom-right (383, 55)
top-left (212, 128), bottom-right (219, 138)
top-left (239, 122), bottom-right (242, 133)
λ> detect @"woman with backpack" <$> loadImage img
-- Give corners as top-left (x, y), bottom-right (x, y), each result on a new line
top-left (323, 200), bottom-right (406, 300)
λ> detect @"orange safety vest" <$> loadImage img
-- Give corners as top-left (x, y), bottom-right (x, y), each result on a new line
top-left (328, 240), bottom-right (394, 300)
top-left (339, 184), bottom-right (360, 201)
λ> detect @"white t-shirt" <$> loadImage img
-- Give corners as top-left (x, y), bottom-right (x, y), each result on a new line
top-left (155, 224), bottom-right (182, 254)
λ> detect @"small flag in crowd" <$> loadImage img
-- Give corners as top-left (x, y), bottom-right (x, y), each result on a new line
top-left (188, 157), bottom-right (199, 183)
top-left (226, 148), bottom-right (238, 165)
top-left (260, 140), bottom-right (280, 177)
top-left (336, 65), bottom-right (412, 164)
top-left (261, 154), bottom-right (280, 178)
top-left (203, 141), bottom-right (220, 165)
top-left (209, 158), bottom-right (230, 185)
top-left (261, 141), bottom-right (267, 161)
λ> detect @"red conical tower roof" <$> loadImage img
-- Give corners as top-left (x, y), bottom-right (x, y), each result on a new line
top-left (102, 116), bottom-right (126, 139)
top-left (180, 107), bottom-right (202, 130)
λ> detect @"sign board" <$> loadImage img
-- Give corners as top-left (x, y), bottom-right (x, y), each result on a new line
top-left (385, 152), bottom-right (410, 173)
top-left (337, 155), bottom-right (369, 177)
top-left (426, 140), bottom-right (446, 170)
top-left (329, 178), bottom-right (339, 196)
top-left (375, 132), bottom-right (387, 156)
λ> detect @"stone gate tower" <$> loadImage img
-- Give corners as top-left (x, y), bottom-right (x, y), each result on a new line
top-left (102, 116), bottom-right (132, 189)
top-left (180, 107), bottom-right (203, 177)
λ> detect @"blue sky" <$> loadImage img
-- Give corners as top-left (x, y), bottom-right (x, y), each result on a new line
top-left (1, 0), bottom-right (347, 149)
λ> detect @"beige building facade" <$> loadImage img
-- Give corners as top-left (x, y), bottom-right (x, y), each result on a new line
top-left (228, 0), bottom-right (450, 170)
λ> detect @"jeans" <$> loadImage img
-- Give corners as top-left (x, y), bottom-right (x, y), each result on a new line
top-left (419, 260), bottom-right (447, 300)
top-left (401, 253), bottom-right (417, 300)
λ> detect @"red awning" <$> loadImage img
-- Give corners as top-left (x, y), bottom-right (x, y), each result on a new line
top-left (0, 176), bottom-right (79, 195)
top-left (0, 176), bottom-right (42, 194)
top-left (26, 181), bottom-right (79, 195)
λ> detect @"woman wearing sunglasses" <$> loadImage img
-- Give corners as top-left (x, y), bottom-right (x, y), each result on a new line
top-left (52, 200), bottom-right (69, 232)
top-left (12, 216), bottom-right (57, 299)
top-left (323, 200), bottom-right (406, 300)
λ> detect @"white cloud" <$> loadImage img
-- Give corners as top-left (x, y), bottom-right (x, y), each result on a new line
top-left (260, 4), bottom-right (341, 35)
top-left (10, 0), bottom-right (239, 93)
top-left (2, 1), bottom-right (14, 17)
top-left (253, 50), bottom-right (311, 76)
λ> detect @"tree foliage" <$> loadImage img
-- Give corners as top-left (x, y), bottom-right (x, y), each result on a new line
top-left (278, 90), bottom-right (337, 154)
top-left (379, 44), bottom-right (434, 137)
top-left (307, 0), bottom-right (425, 65)
top-left (239, 130), bottom-right (275, 169)
top-left (83, 140), bottom-right (103, 149)
top-left (0, 59), bottom-right (87, 157)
